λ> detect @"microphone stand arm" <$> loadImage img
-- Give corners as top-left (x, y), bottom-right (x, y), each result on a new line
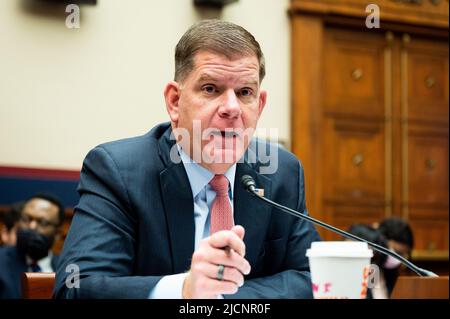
top-left (246, 187), bottom-right (438, 277)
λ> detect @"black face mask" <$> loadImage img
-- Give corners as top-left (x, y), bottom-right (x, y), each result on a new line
top-left (16, 229), bottom-right (54, 261)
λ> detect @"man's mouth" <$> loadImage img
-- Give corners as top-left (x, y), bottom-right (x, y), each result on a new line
top-left (202, 128), bottom-right (247, 157)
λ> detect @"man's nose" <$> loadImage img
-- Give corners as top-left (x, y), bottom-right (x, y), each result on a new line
top-left (29, 220), bottom-right (39, 230)
top-left (218, 89), bottom-right (241, 119)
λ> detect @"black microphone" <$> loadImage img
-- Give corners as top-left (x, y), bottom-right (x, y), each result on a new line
top-left (241, 175), bottom-right (437, 277)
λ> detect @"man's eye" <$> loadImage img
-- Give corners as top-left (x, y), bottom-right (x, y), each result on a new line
top-left (240, 88), bottom-right (253, 97)
top-left (202, 85), bottom-right (217, 94)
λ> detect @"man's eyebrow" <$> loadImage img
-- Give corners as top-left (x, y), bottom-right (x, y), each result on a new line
top-left (241, 79), bottom-right (259, 86)
top-left (198, 74), bottom-right (218, 82)
top-left (197, 74), bottom-right (259, 86)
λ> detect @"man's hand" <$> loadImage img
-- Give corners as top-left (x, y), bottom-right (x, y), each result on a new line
top-left (182, 225), bottom-right (251, 299)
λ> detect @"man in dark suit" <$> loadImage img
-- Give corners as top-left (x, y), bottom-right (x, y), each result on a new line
top-left (54, 20), bottom-right (321, 299)
top-left (0, 194), bottom-right (64, 298)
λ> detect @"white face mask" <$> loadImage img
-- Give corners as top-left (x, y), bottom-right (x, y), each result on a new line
top-left (383, 254), bottom-right (402, 269)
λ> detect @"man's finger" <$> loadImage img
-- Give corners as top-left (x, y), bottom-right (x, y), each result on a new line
top-left (208, 230), bottom-right (245, 257)
top-left (198, 263), bottom-right (244, 287)
top-left (231, 225), bottom-right (245, 240)
top-left (200, 245), bottom-right (251, 275)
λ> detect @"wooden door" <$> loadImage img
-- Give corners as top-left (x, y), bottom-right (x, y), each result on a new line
top-left (321, 27), bottom-right (389, 239)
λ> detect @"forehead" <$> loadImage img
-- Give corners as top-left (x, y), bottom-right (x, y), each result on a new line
top-left (190, 51), bottom-right (260, 83)
top-left (23, 198), bottom-right (58, 220)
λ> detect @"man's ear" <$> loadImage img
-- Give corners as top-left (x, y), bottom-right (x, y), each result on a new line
top-left (258, 89), bottom-right (267, 118)
top-left (164, 81), bottom-right (181, 124)
top-left (54, 230), bottom-right (62, 240)
top-left (53, 226), bottom-right (63, 243)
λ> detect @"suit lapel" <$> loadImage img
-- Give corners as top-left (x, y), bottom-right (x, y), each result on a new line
top-left (159, 164), bottom-right (195, 273)
top-left (158, 127), bottom-right (195, 273)
top-left (234, 162), bottom-right (272, 265)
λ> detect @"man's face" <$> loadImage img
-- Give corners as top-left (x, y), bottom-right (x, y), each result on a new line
top-left (165, 51), bottom-right (267, 174)
top-left (18, 198), bottom-right (60, 238)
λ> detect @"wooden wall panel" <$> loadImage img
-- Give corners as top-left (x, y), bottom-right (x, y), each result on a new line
top-left (408, 127), bottom-right (449, 206)
top-left (323, 118), bottom-right (385, 204)
top-left (324, 29), bottom-right (385, 118)
top-left (291, 0), bottom-right (449, 265)
top-left (407, 39), bottom-right (449, 123)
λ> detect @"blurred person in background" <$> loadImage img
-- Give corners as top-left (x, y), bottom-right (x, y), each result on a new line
top-left (346, 223), bottom-right (390, 299)
top-left (0, 194), bottom-right (65, 298)
top-left (376, 217), bottom-right (414, 294)
top-left (0, 201), bottom-right (23, 246)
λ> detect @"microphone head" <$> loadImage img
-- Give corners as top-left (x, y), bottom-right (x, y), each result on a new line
top-left (241, 175), bottom-right (256, 191)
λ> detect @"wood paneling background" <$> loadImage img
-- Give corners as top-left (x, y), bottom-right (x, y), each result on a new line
top-left (290, 0), bottom-right (449, 273)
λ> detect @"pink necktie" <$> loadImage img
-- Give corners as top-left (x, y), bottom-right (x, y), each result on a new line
top-left (209, 174), bottom-right (234, 234)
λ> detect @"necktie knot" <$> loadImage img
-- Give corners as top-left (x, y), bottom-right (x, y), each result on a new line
top-left (209, 175), bottom-right (229, 197)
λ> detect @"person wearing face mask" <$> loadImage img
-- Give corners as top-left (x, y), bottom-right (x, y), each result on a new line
top-left (0, 194), bottom-right (65, 299)
top-left (376, 217), bottom-right (414, 296)
top-left (346, 224), bottom-right (390, 299)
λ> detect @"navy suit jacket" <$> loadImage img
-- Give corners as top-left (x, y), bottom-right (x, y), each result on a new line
top-left (0, 246), bottom-right (59, 299)
top-left (54, 122), bottom-right (321, 299)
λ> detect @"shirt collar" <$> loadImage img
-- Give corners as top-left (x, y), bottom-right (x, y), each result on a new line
top-left (26, 252), bottom-right (53, 267)
top-left (177, 144), bottom-right (236, 199)
top-left (37, 252), bottom-right (53, 272)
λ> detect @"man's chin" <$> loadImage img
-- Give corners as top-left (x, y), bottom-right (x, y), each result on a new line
top-left (197, 148), bottom-right (243, 174)
top-left (204, 162), bottom-right (234, 175)
top-left (209, 148), bottom-right (243, 164)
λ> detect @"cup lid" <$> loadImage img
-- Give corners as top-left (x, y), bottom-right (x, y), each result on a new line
top-left (306, 241), bottom-right (373, 258)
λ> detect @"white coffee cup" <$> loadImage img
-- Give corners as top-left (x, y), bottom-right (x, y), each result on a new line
top-left (306, 241), bottom-right (373, 299)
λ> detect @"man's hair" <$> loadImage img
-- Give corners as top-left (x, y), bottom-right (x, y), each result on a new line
top-left (174, 19), bottom-right (265, 83)
top-left (2, 201), bottom-right (24, 230)
top-left (378, 217), bottom-right (414, 249)
top-left (25, 193), bottom-right (66, 226)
